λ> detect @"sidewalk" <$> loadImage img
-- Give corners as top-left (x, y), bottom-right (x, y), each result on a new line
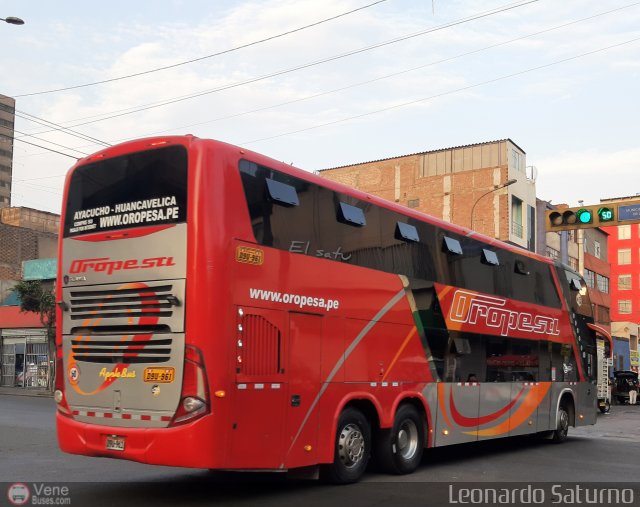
top-left (0, 386), bottom-right (52, 397)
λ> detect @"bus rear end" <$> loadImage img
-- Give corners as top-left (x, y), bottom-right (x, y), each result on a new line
top-left (55, 139), bottom-right (214, 467)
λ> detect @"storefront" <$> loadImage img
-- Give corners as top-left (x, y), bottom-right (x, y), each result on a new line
top-left (0, 306), bottom-right (49, 390)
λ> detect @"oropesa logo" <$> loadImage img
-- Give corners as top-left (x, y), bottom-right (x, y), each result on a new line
top-left (7, 483), bottom-right (30, 506)
top-left (69, 256), bottom-right (175, 275)
top-left (448, 289), bottom-right (560, 337)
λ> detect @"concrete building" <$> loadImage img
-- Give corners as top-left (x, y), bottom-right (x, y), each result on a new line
top-left (537, 200), bottom-right (611, 334)
top-left (318, 139), bottom-right (537, 249)
top-left (0, 94), bottom-right (15, 208)
top-left (0, 207), bottom-right (59, 302)
top-left (601, 195), bottom-right (640, 373)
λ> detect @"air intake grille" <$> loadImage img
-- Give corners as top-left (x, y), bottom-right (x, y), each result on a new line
top-left (63, 279), bottom-right (185, 335)
top-left (69, 285), bottom-right (173, 320)
top-left (241, 315), bottom-right (282, 376)
top-left (71, 337), bottom-right (172, 364)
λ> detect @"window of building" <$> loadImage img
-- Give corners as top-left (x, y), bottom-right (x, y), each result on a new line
top-left (619, 225), bottom-right (631, 240)
top-left (596, 274), bottom-right (609, 294)
top-left (568, 257), bottom-right (578, 271)
top-left (594, 241), bottom-right (601, 259)
top-left (584, 269), bottom-right (595, 289)
top-left (619, 274), bottom-right (632, 291)
top-left (619, 300), bottom-right (632, 314)
top-left (546, 246), bottom-right (560, 260)
top-left (618, 248), bottom-right (631, 265)
top-left (511, 196), bottom-right (523, 238)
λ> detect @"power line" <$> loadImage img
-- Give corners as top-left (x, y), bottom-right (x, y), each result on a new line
top-left (127, 2), bottom-right (640, 141)
top-left (12, 0), bottom-right (392, 98)
top-left (240, 36), bottom-right (640, 146)
top-left (4, 126), bottom-right (89, 156)
top-left (15, 111), bottom-right (111, 147)
top-left (13, 138), bottom-right (80, 160)
top-left (18, 0), bottom-right (539, 135)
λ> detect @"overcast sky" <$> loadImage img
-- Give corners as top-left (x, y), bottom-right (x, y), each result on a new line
top-left (2, 0), bottom-right (639, 214)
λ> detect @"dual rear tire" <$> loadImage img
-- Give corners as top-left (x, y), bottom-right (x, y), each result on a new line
top-left (322, 404), bottom-right (425, 484)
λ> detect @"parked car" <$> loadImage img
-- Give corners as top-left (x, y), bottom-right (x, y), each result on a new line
top-left (612, 370), bottom-right (639, 404)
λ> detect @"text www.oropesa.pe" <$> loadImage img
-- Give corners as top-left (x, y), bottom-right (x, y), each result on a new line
top-left (249, 288), bottom-right (340, 312)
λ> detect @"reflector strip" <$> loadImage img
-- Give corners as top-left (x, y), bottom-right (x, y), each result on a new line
top-left (72, 409), bottom-right (171, 422)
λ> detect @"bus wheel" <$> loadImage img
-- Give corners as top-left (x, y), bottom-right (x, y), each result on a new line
top-left (375, 404), bottom-right (425, 475)
top-left (551, 405), bottom-right (569, 443)
top-left (321, 407), bottom-right (371, 484)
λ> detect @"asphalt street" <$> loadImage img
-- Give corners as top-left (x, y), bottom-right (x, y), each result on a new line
top-left (1, 395), bottom-right (639, 506)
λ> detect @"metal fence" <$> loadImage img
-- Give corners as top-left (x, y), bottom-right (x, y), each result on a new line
top-left (1, 337), bottom-right (50, 389)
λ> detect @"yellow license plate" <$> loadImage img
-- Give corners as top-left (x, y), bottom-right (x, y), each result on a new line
top-left (143, 367), bottom-right (175, 383)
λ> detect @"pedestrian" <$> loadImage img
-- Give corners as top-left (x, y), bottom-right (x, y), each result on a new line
top-left (629, 380), bottom-right (638, 405)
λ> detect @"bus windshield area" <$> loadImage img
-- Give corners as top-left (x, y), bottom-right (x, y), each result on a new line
top-left (64, 145), bottom-right (188, 238)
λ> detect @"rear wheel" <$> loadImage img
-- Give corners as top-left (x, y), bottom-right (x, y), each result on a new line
top-left (374, 404), bottom-right (425, 475)
top-left (321, 407), bottom-right (371, 484)
top-left (551, 405), bottom-right (569, 443)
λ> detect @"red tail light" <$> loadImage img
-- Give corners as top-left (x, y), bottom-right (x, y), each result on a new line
top-left (170, 345), bottom-right (210, 426)
top-left (54, 347), bottom-right (73, 418)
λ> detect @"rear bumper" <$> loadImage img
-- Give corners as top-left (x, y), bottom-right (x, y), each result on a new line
top-left (56, 412), bottom-right (219, 468)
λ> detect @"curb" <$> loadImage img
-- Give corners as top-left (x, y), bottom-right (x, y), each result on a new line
top-left (0, 387), bottom-right (53, 398)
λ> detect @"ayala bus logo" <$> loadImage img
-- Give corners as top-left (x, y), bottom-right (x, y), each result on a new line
top-left (69, 256), bottom-right (176, 275)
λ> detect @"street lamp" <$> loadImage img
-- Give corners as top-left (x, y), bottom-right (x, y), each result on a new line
top-left (470, 178), bottom-right (517, 229)
top-left (1, 16), bottom-right (25, 25)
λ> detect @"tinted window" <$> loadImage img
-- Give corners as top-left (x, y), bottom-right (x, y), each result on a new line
top-left (238, 161), bottom-right (562, 308)
top-left (64, 145), bottom-right (187, 237)
top-left (395, 222), bottom-right (419, 243)
top-left (266, 178), bottom-right (299, 206)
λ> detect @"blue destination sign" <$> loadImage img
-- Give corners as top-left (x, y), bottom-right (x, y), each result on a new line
top-left (618, 203), bottom-right (640, 222)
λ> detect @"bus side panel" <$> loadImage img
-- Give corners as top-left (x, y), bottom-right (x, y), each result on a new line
top-left (283, 312), bottom-right (323, 469)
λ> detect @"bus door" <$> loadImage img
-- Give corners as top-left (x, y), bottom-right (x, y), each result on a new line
top-left (229, 307), bottom-right (287, 469)
top-left (435, 335), bottom-right (480, 445)
top-left (537, 341), bottom-right (554, 432)
top-left (283, 312), bottom-right (323, 468)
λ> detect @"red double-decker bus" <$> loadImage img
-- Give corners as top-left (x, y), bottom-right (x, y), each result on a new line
top-left (55, 135), bottom-right (601, 483)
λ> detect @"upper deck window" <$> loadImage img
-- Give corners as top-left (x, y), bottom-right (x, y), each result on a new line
top-left (338, 202), bottom-right (366, 227)
top-left (266, 178), bottom-right (299, 207)
top-left (481, 249), bottom-right (499, 266)
top-left (395, 222), bottom-right (420, 242)
top-left (64, 145), bottom-right (187, 238)
top-left (443, 236), bottom-right (463, 255)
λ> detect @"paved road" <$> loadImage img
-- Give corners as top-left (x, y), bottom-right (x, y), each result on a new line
top-left (1, 395), bottom-right (639, 506)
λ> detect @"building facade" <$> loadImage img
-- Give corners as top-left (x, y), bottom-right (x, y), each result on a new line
top-left (0, 94), bottom-right (15, 208)
top-left (536, 200), bottom-right (610, 334)
top-left (0, 208), bottom-right (59, 302)
top-left (318, 139), bottom-right (537, 249)
top-left (602, 195), bottom-right (640, 372)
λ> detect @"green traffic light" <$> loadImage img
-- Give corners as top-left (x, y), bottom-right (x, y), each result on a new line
top-left (576, 209), bottom-right (592, 224)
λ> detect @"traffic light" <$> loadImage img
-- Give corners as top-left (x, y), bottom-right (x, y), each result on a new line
top-left (546, 205), bottom-right (615, 231)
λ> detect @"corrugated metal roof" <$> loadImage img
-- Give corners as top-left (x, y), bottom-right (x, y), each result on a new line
top-left (318, 138), bottom-right (525, 172)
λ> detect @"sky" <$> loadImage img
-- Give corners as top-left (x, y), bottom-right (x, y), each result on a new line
top-left (1, 0), bottom-right (639, 214)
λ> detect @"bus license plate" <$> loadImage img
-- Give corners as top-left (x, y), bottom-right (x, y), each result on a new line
top-left (106, 436), bottom-right (125, 451)
top-left (144, 367), bottom-right (175, 383)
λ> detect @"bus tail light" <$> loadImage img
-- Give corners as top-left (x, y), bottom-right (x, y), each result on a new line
top-left (54, 348), bottom-right (73, 418)
top-left (170, 345), bottom-right (210, 426)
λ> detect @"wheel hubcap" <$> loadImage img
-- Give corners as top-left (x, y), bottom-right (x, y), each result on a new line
top-left (559, 410), bottom-right (569, 435)
top-left (396, 420), bottom-right (418, 459)
top-left (338, 423), bottom-right (365, 468)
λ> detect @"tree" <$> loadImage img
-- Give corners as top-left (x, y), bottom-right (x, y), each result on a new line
top-left (12, 280), bottom-right (56, 390)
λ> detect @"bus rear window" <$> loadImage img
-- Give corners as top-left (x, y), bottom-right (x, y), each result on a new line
top-left (64, 145), bottom-right (188, 238)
